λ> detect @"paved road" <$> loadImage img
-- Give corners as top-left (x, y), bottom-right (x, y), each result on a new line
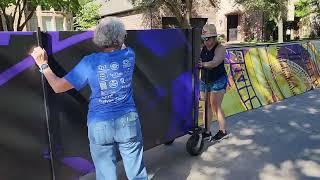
top-left (82, 89), bottom-right (320, 180)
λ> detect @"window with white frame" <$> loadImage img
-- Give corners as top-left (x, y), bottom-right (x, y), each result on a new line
top-left (28, 15), bottom-right (38, 31)
top-left (42, 16), bottom-right (54, 31)
top-left (56, 17), bottom-right (64, 31)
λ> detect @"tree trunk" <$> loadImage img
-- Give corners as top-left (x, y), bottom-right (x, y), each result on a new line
top-left (163, 0), bottom-right (191, 28)
top-left (0, 1), bottom-right (35, 31)
top-left (0, 7), bottom-right (14, 31)
top-left (0, 18), bottom-right (3, 31)
top-left (184, 12), bottom-right (191, 28)
top-left (184, 0), bottom-right (192, 29)
top-left (277, 17), bottom-right (284, 43)
top-left (180, 17), bottom-right (191, 28)
top-left (17, 7), bottom-right (36, 31)
top-left (4, 15), bottom-right (14, 31)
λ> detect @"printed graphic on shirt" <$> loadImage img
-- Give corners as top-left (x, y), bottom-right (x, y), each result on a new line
top-left (110, 62), bottom-right (119, 71)
top-left (98, 65), bottom-right (108, 90)
top-left (122, 59), bottom-right (131, 68)
top-left (97, 58), bottom-right (133, 104)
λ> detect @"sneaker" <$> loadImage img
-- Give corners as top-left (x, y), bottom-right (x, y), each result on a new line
top-left (202, 131), bottom-right (212, 141)
top-left (211, 130), bottom-right (229, 142)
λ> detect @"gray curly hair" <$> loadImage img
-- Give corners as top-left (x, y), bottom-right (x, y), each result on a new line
top-left (93, 17), bottom-right (127, 48)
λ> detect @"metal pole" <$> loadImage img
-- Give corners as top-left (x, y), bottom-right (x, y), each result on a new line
top-left (36, 27), bottom-right (56, 180)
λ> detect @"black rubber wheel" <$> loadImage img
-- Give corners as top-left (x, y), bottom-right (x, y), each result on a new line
top-left (164, 140), bottom-right (175, 145)
top-left (186, 133), bottom-right (204, 156)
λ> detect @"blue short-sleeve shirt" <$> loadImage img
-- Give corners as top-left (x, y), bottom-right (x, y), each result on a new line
top-left (64, 48), bottom-right (137, 124)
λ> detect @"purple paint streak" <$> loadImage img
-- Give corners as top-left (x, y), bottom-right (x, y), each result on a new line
top-left (0, 56), bottom-right (35, 86)
top-left (166, 72), bottom-right (193, 139)
top-left (137, 29), bottom-right (190, 58)
top-left (154, 85), bottom-right (167, 97)
top-left (48, 31), bottom-right (93, 54)
top-left (0, 32), bottom-right (33, 46)
top-left (61, 157), bottom-right (95, 174)
top-left (43, 148), bottom-right (95, 175)
top-left (0, 31), bottom-right (93, 87)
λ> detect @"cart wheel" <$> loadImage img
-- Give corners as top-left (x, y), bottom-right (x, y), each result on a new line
top-left (164, 140), bottom-right (175, 145)
top-left (186, 133), bottom-right (204, 156)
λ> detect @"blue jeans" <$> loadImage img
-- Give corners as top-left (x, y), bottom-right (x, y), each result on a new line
top-left (88, 112), bottom-right (148, 180)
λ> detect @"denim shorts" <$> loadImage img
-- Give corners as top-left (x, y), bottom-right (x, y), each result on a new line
top-left (200, 75), bottom-right (228, 93)
top-left (88, 112), bottom-right (148, 180)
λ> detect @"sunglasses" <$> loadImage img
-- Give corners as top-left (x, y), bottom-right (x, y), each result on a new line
top-left (201, 36), bottom-right (216, 41)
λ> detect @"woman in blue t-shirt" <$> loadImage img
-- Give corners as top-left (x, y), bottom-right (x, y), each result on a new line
top-left (198, 24), bottom-right (229, 142)
top-left (31, 17), bottom-right (148, 180)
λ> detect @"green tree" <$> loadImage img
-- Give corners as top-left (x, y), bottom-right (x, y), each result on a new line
top-left (0, 0), bottom-right (79, 31)
top-left (295, 0), bottom-right (320, 37)
top-left (235, 0), bottom-right (288, 42)
top-left (130, 0), bottom-right (219, 28)
top-left (74, 0), bottom-right (101, 30)
top-left (295, 0), bottom-right (312, 18)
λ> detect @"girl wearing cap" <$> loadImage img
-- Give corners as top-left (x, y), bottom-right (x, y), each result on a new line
top-left (31, 17), bottom-right (148, 180)
top-left (198, 24), bottom-right (229, 141)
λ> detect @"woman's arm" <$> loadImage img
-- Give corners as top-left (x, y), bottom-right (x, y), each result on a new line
top-left (31, 47), bottom-right (74, 93)
top-left (41, 68), bottom-right (74, 93)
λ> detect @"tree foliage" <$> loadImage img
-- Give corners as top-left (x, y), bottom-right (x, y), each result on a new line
top-left (0, 0), bottom-right (79, 31)
top-left (295, 0), bottom-right (320, 37)
top-left (74, 0), bottom-right (101, 30)
top-left (295, 0), bottom-right (312, 18)
top-left (130, 0), bottom-right (219, 28)
top-left (235, 0), bottom-right (288, 22)
top-left (235, 0), bottom-right (289, 42)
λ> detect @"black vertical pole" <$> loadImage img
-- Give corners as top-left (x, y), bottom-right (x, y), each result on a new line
top-left (36, 27), bottom-right (56, 180)
top-left (191, 28), bottom-right (201, 128)
top-left (189, 28), bottom-right (196, 128)
top-left (203, 65), bottom-right (209, 131)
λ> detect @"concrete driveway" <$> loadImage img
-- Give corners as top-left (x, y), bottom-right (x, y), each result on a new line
top-left (81, 89), bottom-right (320, 180)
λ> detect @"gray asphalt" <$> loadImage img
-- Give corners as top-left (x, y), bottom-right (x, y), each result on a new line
top-left (81, 89), bottom-right (320, 180)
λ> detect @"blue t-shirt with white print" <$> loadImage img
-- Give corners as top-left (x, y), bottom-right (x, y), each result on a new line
top-left (64, 48), bottom-right (137, 124)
